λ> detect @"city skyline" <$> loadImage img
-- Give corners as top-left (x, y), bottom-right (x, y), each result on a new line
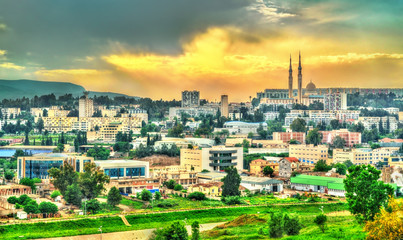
top-left (0, 0), bottom-right (402, 101)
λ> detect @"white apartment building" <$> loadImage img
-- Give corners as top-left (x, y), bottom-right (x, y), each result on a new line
top-left (333, 147), bottom-right (399, 165)
top-left (79, 92), bottom-right (94, 118)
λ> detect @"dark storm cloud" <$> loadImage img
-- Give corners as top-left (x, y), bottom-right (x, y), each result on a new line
top-left (0, 0), bottom-right (257, 69)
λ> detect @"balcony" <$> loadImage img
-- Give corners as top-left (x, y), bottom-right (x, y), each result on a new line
top-left (209, 156), bottom-right (237, 161)
top-left (209, 150), bottom-right (237, 154)
top-left (209, 162), bottom-right (237, 167)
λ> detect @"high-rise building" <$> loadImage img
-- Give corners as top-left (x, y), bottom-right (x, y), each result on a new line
top-left (288, 55), bottom-right (293, 99)
top-left (181, 90), bottom-right (200, 107)
top-left (220, 95), bottom-right (229, 118)
top-left (324, 92), bottom-right (347, 111)
top-left (298, 51), bottom-right (302, 104)
top-left (79, 92), bottom-right (94, 118)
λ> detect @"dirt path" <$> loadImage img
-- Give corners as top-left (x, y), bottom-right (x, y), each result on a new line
top-left (326, 210), bottom-right (351, 216)
top-left (97, 198), bottom-right (132, 212)
top-left (37, 222), bottom-right (225, 240)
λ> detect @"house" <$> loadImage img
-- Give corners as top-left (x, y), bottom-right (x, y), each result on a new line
top-left (187, 182), bottom-right (223, 197)
top-left (240, 176), bottom-right (283, 193)
top-left (290, 174), bottom-right (346, 196)
top-left (279, 157), bottom-right (300, 178)
top-left (17, 211), bottom-right (27, 219)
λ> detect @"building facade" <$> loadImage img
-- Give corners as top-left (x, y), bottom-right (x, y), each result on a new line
top-left (289, 144), bottom-right (329, 164)
top-left (79, 92), bottom-right (94, 118)
top-left (181, 90), bottom-right (200, 107)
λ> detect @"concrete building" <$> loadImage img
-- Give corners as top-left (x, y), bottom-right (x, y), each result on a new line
top-left (151, 166), bottom-right (198, 187)
top-left (1, 108), bottom-right (21, 119)
top-left (188, 182), bottom-right (223, 197)
top-left (17, 154), bottom-right (94, 180)
top-left (333, 147), bottom-right (399, 165)
top-left (324, 92), bottom-right (347, 111)
top-left (181, 90), bottom-right (200, 107)
top-left (0, 184), bottom-right (32, 196)
top-left (180, 146), bottom-right (243, 172)
top-left (221, 95), bottom-right (229, 118)
top-left (95, 160), bottom-right (149, 179)
top-left (169, 106), bottom-right (218, 120)
top-left (222, 121), bottom-right (267, 134)
top-left (320, 129), bottom-right (361, 147)
top-left (259, 98), bottom-right (294, 109)
top-left (273, 132), bottom-right (306, 144)
top-left (79, 92), bottom-right (94, 118)
top-left (279, 157), bottom-right (300, 178)
top-left (357, 116), bottom-right (398, 132)
top-left (289, 144), bottom-right (329, 164)
top-left (249, 159), bottom-right (279, 176)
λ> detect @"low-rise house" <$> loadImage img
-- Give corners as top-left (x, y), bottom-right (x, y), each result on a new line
top-left (249, 159), bottom-right (279, 176)
top-left (188, 182), bottom-right (223, 197)
top-left (240, 176), bottom-right (283, 193)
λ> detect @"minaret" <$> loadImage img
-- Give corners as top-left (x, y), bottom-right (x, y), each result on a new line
top-left (288, 55), bottom-right (293, 99)
top-left (298, 51), bottom-right (302, 103)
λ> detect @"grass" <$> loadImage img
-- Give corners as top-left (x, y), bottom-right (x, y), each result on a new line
top-left (0, 203), bottom-right (349, 239)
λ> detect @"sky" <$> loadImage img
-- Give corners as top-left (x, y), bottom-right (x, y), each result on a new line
top-left (0, 0), bottom-right (402, 101)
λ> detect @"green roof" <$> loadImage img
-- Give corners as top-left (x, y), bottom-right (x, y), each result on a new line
top-left (291, 174), bottom-right (345, 191)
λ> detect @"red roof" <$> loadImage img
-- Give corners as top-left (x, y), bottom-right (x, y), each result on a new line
top-left (251, 159), bottom-right (267, 163)
top-left (284, 157), bottom-right (299, 163)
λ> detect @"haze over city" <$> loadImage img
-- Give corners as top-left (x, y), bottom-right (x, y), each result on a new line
top-left (0, 0), bottom-right (402, 101)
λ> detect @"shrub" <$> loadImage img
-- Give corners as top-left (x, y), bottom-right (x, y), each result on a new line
top-left (140, 189), bottom-right (152, 202)
top-left (222, 196), bottom-right (242, 205)
top-left (269, 212), bottom-right (283, 238)
top-left (50, 190), bottom-right (61, 199)
top-left (188, 192), bottom-right (206, 201)
top-left (24, 202), bottom-right (39, 214)
top-left (283, 214), bottom-right (302, 235)
top-left (15, 203), bottom-right (23, 209)
top-left (83, 199), bottom-right (101, 214)
top-left (314, 214), bottom-right (327, 233)
top-left (18, 194), bottom-right (30, 205)
top-left (107, 187), bottom-right (122, 207)
top-left (154, 191), bottom-right (162, 201)
top-left (156, 200), bottom-right (179, 208)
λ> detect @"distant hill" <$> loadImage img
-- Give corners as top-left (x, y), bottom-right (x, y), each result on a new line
top-left (0, 79), bottom-right (138, 100)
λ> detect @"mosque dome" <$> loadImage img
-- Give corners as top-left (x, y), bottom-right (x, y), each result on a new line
top-left (306, 80), bottom-right (316, 91)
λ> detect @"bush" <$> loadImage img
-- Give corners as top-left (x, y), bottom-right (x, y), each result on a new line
top-left (141, 189), bottom-right (152, 202)
top-left (83, 199), bottom-right (101, 214)
top-left (222, 196), bottom-right (242, 205)
top-left (18, 194), bottom-right (30, 205)
top-left (154, 191), bottom-right (162, 201)
top-left (7, 196), bottom-right (18, 204)
top-left (188, 192), bottom-right (206, 201)
top-left (24, 202), bottom-right (39, 214)
top-left (283, 214), bottom-right (302, 235)
top-left (107, 187), bottom-right (122, 207)
top-left (156, 200), bottom-right (179, 208)
top-left (269, 212), bottom-right (283, 238)
top-left (314, 214), bottom-right (327, 233)
top-left (50, 190), bottom-right (61, 199)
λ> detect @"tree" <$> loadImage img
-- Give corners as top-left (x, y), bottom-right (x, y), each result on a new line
top-left (334, 163), bottom-right (347, 175)
top-left (83, 199), bottom-right (101, 214)
top-left (343, 160), bottom-right (353, 169)
top-left (50, 190), bottom-right (61, 199)
top-left (24, 201), bottom-right (39, 214)
top-left (164, 179), bottom-right (176, 189)
top-left (269, 212), bottom-right (283, 238)
top-left (191, 221), bottom-right (200, 240)
top-left (20, 178), bottom-right (41, 191)
top-left (24, 131), bottom-right (30, 145)
top-left (48, 161), bottom-right (79, 195)
top-left (64, 183), bottom-right (82, 207)
top-left (174, 184), bottom-right (183, 191)
top-left (314, 214), bottom-right (327, 233)
top-left (364, 197), bottom-right (403, 240)
top-left (39, 201), bottom-right (58, 214)
top-left (7, 196), bottom-right (18, 204)
top-left (167, 124), bottom-right (183, 137)
top-left (163, 221), bottom-right (189, 240)
top-left (306, 128), bottom-right (322, 146)
top-left (154, 191), bottom-right (162, 201)
top-left (333, 136), bottom-right (346, 149)
top-left (78, 162), bottom-right (110, 199)
top-left (221, 167), bottom-right (241, 197)
top-left (86, 145), bottom-right (110, 160)
top-left (263, 166), bottom-right (274, 177)
top-left (313, 160), bottom-right (331, 172)
top-left (36, 118), bottom-right (44, 133)
top-left (283, 214), bottom-right (302, 236)
top-left (330, 119), bottom-right (340, 130)
top-left (288, 139), bottom-right (299, 144)
top-left (344, 164), bottom-right (394, 221)
top-left (140, 189), bottom-right (152, 202)
top-left (290, 118), bottom-right (306, 132)
top-left (107, 187), bottom-right (122, 207)
top-left (4, 170), bottom-right (14, 180)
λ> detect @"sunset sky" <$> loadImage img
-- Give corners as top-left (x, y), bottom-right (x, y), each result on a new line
top-left (0, 0), bottom-right (402, 101)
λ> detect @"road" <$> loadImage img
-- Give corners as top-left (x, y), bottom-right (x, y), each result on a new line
top-left (37, 222), bottom-right (225, 240)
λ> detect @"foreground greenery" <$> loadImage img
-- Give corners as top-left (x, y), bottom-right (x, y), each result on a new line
top-left (0, 203), bottom-right (350, 239)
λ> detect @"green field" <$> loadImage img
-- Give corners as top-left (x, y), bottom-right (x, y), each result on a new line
top-left (0, 203), bottom-right (359, 239)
